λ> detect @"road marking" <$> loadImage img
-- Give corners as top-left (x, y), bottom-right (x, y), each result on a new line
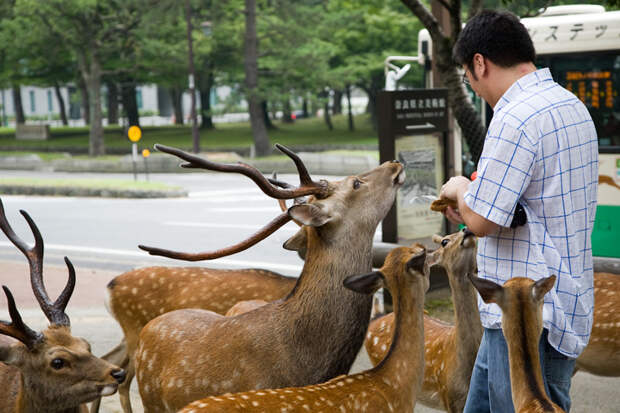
top-left (163, 221), bottom-right (299, 231)
top-left (0, 242), bottom-right (303, 272)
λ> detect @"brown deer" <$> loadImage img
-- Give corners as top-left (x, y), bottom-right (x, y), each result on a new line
top-left (132, 144), bottom-right (405, 412)
top-left (90, 163), bottom-right (308, 413)
top-left (365, 228), bottom-right (481, 412)
top-left (469, 274), bottom-right (564, 413)
top-left (575, 271), bottom-right (620, 376)
top-left (0, 200), bottom-right (126, 413)
top-left (178, 244), bottom-right (429, 413)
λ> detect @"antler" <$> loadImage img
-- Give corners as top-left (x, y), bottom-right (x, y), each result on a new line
top-left (0, 286), bottom-right (43, 348)
top-left (0, 199), bottom-right (75, 326)
top-left (154, 144), bottom-right (330, 199)
top-left (139, 212), bottom-right (292, 261)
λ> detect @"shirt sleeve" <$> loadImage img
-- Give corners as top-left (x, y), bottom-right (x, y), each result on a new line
top-left (464, 122), bottom-right (538, 227)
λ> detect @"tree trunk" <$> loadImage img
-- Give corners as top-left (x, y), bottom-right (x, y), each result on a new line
top-left (323, 100), bottom-right (333, 130)
top-left (121, 80), bottom-right (140, 127)
top-left (54, 81), bottom-right (68, 126)
top-left (332, 89), bottom-right (343, 114)
top-left (244, 0), bottom-right (270, 156)
top-left (302, 98), bottom-right (309, 118)
top-left (346, 84), bottom-right (354, 131)
top-left (106, 81), bottom-right (119, 125)
top-left (400, 0), bottom-right (486, 164)
top-left (84, 60), bottom-right (104, 156)
top-left (262, 100), bottom-right (275, 129)
top-left (170, 87), bottom-right (184, 125)
top-left (282, 99), bottom-right (293, 123)
top-left (78, 76), bottom-right (90, 125)
top-left (11, 85), bottom-right (25, 124)
top-left (361, 74), bottom-right (382, 131)
top-left (199, 70), bottom-right (215, 129)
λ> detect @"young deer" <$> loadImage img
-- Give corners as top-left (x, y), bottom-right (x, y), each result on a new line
top-left (469, 274), bottom-right (564, 413)
top-left (365, 228), bottom-right (481, 412)
top-left (133, 144), bottom-right (405, 412)
top-left (575, 271), bottom-right (620, 376)
top-left (178, 244), bottom-right (429, 413)
top-left (0, 200), bottom-right (126, 413)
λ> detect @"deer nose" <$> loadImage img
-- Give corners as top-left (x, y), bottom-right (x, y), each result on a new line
top-left (111, 368), bottom-right (126, 384)
top-left (390, 160), bottom-right (400, 164)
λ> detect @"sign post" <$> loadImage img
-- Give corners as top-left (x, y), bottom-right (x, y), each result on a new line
top-left (142, 149), bottom-right (151, 181)
top-left (128, 126), bottom-right (142, 181)
top-left (378, 89), bottom-right (449, 245)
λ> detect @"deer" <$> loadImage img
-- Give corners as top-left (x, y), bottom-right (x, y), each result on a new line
top-left (365, 228), bottom-right (481, 412)
top-left (575, 271), bottom-right (620, 376)
top-left (0, 199), bottom-right (126, 413)
top-left (469, 274), bottom-right (564, 413)
top-left (131, 143), bottom-right (405, 412)
top-left (90, 169), bottom-right (313, 413)
top-left (178, 243), bottom-right (429, 413)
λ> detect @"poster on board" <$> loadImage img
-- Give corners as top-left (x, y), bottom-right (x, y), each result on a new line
top-left (395, 134), bottom-right (445, 241)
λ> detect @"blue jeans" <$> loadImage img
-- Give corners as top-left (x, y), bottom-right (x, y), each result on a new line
top-left (463, 328), bottom-right (576, 413)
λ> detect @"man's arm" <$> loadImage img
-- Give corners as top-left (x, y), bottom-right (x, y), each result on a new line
top-left (441, 176), bottom-right (499, 237)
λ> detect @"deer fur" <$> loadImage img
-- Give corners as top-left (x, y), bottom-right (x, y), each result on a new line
top-left (178, 244), bottom-right (429, 413)
top-left (365, 228), bottom-right (481, 412)
top-left (134, 160), bottom-right (405, 412)
top-left (469, 275), bottom-right (564, 413)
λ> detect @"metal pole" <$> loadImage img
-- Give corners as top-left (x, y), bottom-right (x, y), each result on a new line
top-left (185, 0), bottom-right (200, 153)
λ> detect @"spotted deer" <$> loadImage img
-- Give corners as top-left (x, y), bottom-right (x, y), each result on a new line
top-left (469, 274), bottom-right (564, 413)
top-left (365, 228), bottom-right (481, 412)
top-left (132, 144), bottom-right (405, 412)
top-left (178, 244), bottom-right (429, 413)
top-left (575, 271), bottom-right (620, 376)
top-left (0, 200), bottom-right (126, 413)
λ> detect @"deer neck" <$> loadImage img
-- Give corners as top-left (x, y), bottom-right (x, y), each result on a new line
top-left (447, 268), bottom-right (483, 373)
top-left (18, 376), bottom-right (83, 413)
top-left (373, 279), bottom-right (425, 411)
top-left (503, 313), bottom-right (554, 412)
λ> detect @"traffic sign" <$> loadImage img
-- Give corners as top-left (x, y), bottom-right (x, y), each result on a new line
top-left (128, 126), bottom-right (142, 142)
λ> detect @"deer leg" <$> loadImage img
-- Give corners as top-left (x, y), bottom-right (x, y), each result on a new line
top-left (119, 356), bottom-right (136, 413)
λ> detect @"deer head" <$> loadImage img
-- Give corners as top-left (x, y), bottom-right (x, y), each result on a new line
top-left (430, 227), bottom-right (477, 276)
top-left (0, 199), bottom-right (126, 412)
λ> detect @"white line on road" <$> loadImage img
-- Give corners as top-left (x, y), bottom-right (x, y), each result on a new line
top-left (163, 221), bottom-right (299, 231)
top-left (0, 241), bottom-right (303, 272)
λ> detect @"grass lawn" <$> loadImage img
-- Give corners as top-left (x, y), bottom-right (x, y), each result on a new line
top-left (0, 114), bottom-right (378, 154)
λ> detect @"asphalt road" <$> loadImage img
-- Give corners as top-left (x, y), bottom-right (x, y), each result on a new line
top-left (0, 170), bottom-right (618, 412)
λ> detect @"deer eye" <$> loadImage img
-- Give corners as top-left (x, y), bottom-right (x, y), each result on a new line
top-left (353, 179), bottom-right (362, 189)
top-left (50, 358), bottom-right (66, 370)
top-left (441, 239), bottom-right (449, 247)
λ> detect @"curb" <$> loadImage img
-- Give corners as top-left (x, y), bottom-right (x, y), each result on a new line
top-left (0, 184), bottom-right (188, 199)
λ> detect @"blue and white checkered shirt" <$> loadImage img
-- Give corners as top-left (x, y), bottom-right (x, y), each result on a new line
top-left (464, 68), bottom-right (598, 358)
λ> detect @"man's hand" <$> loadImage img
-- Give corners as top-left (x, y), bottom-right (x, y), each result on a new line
top-left (440, 176), bottom-right (471, 200)
top-left (445, 206), bottom-right (464, 225)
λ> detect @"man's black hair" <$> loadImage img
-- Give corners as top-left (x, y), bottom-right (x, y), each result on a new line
top-left (453, 10), bottom-right (535, 70)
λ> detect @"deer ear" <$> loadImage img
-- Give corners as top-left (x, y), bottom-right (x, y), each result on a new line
top-left (468, 274), bottom-right (503, 304)
top-left (343, 271), bottom-right (385, 295)
top-left (426, 249), bottom-right (440, 267)
top-left (432, 234), bottom-right (443, 244)
top-left (283, 228), bottom-right (307, 251)
top-left (406, 250), bottom-right (426, 274)
top-left (532, 275), bottom-right (556, 302)
top-left (288, 204), bottom-right (332, 227)
top-left (0, 341), bottom-right (23, 366)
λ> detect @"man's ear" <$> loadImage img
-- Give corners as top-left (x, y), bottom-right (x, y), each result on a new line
top-left (283, 228), bottom-right (307, 252)
top-left (343, 271), bottom-right (385, 295)
top-left (288, 204), bottom-right (332, 227)
top-left (468, 274), bottom-right (504, 305)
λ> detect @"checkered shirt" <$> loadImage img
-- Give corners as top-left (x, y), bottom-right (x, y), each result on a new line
top-left (464, 68), bottom-right (599, 357)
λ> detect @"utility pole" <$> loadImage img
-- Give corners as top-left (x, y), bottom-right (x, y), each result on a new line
top-left (185, 0), bottom-right (200, 153)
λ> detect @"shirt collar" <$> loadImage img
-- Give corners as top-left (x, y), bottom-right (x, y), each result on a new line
top-left (493, 68), bottom-right (553, 113)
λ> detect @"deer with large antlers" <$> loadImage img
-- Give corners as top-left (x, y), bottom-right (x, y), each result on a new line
top-left (469, 274), bottom-right (564, 413)
top-left (131, 144), bottom-right (405, 411)
top-left (178, 244), bottom-right (429, 413)
top-left (365, 228), bottom-right (481, 412)
top-left (0, 200), bottom-right (126, 413)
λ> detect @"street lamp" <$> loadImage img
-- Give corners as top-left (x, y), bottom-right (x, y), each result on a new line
top-left (185, 0), bottom-right (200, 153)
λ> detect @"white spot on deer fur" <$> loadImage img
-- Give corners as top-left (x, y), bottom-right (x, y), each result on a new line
top-left (251, 401), bottom-right (260, 407)
top-left (131, 287), bottom-right (138, 295)
top-left (177, 378), bottom-right (184, 387)
top-left (381, 344), bottom-right (387, 352)
top-left (373, 337), bottom-right (379, 345)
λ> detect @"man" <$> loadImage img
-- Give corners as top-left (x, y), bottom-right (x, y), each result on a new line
top-left (441, 10), bottom-right (598, 412)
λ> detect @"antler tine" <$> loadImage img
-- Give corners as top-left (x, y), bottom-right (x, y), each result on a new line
top-left (0, 201), bottom-right (70, 326)
top-left (46, 257), bottom-right (75, 327)
top-left (268, 173), bottom-right (306, 207)
top-left (0, 286), bottom-right (43, 348)
top-left (154, 144), bottom-right (329, 199)
top-left (139, 211), bottom-right (293, 262)
top-left (274, 143), bottom-right (315, 186)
